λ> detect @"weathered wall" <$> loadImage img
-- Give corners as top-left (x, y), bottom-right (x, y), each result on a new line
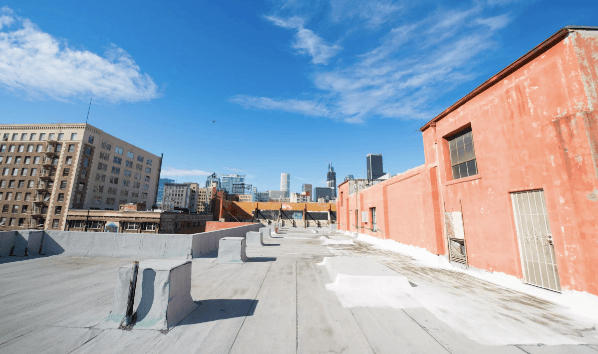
top-left (205, 221), bottom-right (255, 232)
top-left (337, 29), bottom-right (598, 295)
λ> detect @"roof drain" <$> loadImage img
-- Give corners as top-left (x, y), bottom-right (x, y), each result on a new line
top-left (120, 261), bottom-right (139, 329)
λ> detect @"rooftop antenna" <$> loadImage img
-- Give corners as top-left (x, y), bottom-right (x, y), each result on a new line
top-left (86, 97), bottom-right (93, 124)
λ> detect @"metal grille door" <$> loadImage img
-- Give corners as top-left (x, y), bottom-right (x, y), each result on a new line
top-left (511, 190), bottom-right (561, 292)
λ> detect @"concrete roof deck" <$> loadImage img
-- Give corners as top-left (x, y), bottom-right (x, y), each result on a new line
top-left (1, 227), bottom-right (597, 354)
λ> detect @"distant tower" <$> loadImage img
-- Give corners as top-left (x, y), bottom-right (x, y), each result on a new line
top-left (327, 163), bottom-right (337, 197)
top-left (302, 184), bottom-right (312, 202)
top-left (367, 154), bottom-right (384, 181)
top-left (280, 173), bottom-right (290, 198)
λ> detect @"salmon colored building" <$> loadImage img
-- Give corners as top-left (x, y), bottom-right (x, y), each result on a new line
top-left (337, 26), bottom-right (598, 296)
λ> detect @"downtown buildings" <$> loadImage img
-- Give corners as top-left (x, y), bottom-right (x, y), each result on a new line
top-left (0, 123), bottom-right (161, 231)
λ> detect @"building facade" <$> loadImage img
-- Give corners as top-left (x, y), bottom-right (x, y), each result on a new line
top-left (280, 173), bottom-right (290, 198)
top-left (315, 187), bottom-right (335, 202)
top-left (326, 164), bottom-right (336, 197)
top-left (268, 190), bottom-right (286, 201)
top-left (290, 192), bottom-right (309, 203)
top-left (337, 27), bottom-right (598, 296)
top-left (0, 123), bottom-right (161, 231)
top-left (156, 178), bottom-right (175, 206)
top-left (301, 183), bottom-right (312, 202)
top-left (162, 182), bottom-right (198, 212)
top-left (220, 174), bottom-right (247, 194)
top-left (367, 154), bottom-right (384, 181)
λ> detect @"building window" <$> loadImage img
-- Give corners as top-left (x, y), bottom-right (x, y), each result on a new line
top-left (15, 157), bottom-right (21, 164)
top-left (137, 155), bottom-right (144, 162)
top-left (108, 187), bottom-right (117, 195)
top-left (60, 181), bottom-right (67, 189)
top-left (85, 147), bottom-right (92, 155)
top-left (124, 170), bottom-right (132, 177)
top-left (97, 162), bottom-right (107, 171)
top-left (12, 205), bottom-right (19, 213)
top-left (110, 176), bottom-right (119, 184)
top-left (111, 166), bottom-right (120, 175)
top-left (142, 184), bottom-right (149, 190)
top-left (30, 133), bottom-right (37, 141)
top-left (27, 145), bottom-right (33, 152)
top-left (141, 192), bottom-right (147, 199)
top-left (11, 133), bottom-right (18, 140)
top-left (68, 144), bottom-right (75, 152)
top-left (88, 135), bottom-right (94, 144)
top-left (146, 159), bottom-right (152, 166)
top-left (145, 167), bottom-right (151, 174)
top-left (125, 222), bottom-right (138, 230)
top-left (115, 147), bottom-right (123, 155)
top-left (0, 145), bottom-right (4, 152)
top-left (54, 206), bottom-right (62, 215)
top-left (52, 219), bottom-right (59, 228)
top-left (100, 152), bottom-right (109, 160)
top-left (57, 193), bottom-right (64, 202)
top-left (17, 180), bottom-right (24, 188)
top-left (447, 127), bottom-right (478, 180)
top-left (101, 141), bottom-right (111, 151)
top-left (81, 170), bottom-right (87, 179)
top-left (63, 168), bottom-right (70, 176)
top-left (136, 164), bottom-right (142, 171)
top-left (57, 133), bottom-right (64, 141)
top-left (96, 173), bottom-right (106, 182)
top-left (21, 168), bottom-right (28, 176)
top-left (127, 151), bottom-right (134, 158)
top-left (113, 156), bottom-right (122, 165)
top-left (27, 180), bottom-right (34, 187)
top-left (36, 144), bottom-right (43, 152)
top-left (39, 133), bottom-right (46, 141)
top-left (9, 145), bottom-right (15, 152)
top-left (121, 189), bottom-right (129, 196)
top-left (24, 156), bottom-right (31, 164)
top-left (2, 205), bottom-right (8, 213)
top-left (89, 221), bottom-right (102, 229)
top-left (93, 185), bottom-right (104, 193)
top-left (142, 223), bottom-right (156, 231)
top-left (17, 145), bottom-right (24, 152)
top-left (144, 175), bottom-right (150, 182)
top-left (21, 205), bottom-right (28, 213)
top-left (9, 218), bottom-right (15, 226)
top-left (25, 193), bottom-right (31, 201)
top-left (70, 133), bottom-right (77, 140)
top-left (65, 156), bottom-right (72, 165)
top-left (83, 158), bottom-right (89, 167)
top-left (106, 197), bottom-right (115, 205)
top-left (122, 179), bottom-right (130, 187)
top-left (125, 160), bottom-right (133, 168)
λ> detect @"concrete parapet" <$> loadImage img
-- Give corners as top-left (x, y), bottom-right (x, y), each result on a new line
top-left (246, 231), bottom-right (264, 246)
top-left (259, 227), bottom-right (271, 239)
top-left (99, 260), bottom-right (197, 331)
top-left (0, 231), bottom-right (16, 256)
top-left (216, 237), bottom-right (247, 263)
top-left (12, 230), bottom-right (44, 256)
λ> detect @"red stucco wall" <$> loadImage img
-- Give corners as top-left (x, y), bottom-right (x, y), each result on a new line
top-left (337, 30), bottom-right (598, 295)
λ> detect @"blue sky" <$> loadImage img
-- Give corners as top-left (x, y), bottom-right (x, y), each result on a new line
top-left (0, 0), bottom-right (596, 192)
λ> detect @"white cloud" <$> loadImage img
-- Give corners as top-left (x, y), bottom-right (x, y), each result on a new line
top-left (230, 95), bottom-right (332, 117)
top-left (330, 0), bottom-right (403, 27)
top-left (0, 7), bottom-right (159, 102)
top-left (266, 15), bottom-right (341, 64)
top-left (234, 3), bottom-right (513, 123)
top-left (222, 167), bottom-right (245, 173)
top-left (161, 167), bottom-right (211, 177)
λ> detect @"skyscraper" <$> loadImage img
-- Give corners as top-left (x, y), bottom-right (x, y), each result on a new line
top-left (221, 174), bottom-right (246, 194)
top-left (367, 154), bottom-right (384, 181)
top-left (302, 184), bottom-right (312, 202)
top-left (205, 173), bottom-right (220, 190)
top-left (327, 163), bottom-right (337, 197)
top-left (280, 173), bottom-right (290, 198)
top-left (157, 178), bottom-right (175, 206)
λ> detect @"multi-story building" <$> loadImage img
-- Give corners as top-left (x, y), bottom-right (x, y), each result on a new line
top-left (220, 174), bottom-right (246, 194)
top-left (205, 173), bottom-right (220, 191)
top-left (367, 154), bottom-right (384, 181)
top-left (315, 187), bottom-right (335, 202)
top-left (327, 163), bottom-right (337, 197)
top-left (255, 191), bottom-right (269, 202)
top-left (196, 187), bottom-right (209, 214)
top-left (0, 123), bottom-right (162, 231)
top-left (268, 190), bottom-right (286, 201)
top-left (302, 183), bottom-right (312, 202)
top-left (280, 173), bottom-right (290, 198)
top-left (290, 192), bottom-right (309, 203)
top-left (156, 178), bottom-right (175, 206)
top-left (162, 182), bottom-right (197, 212)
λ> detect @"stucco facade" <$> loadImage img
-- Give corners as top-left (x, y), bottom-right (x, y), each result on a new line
top-left (337, 27), bottom-right (598, 296)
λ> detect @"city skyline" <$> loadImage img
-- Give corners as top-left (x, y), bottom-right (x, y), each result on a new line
top-left (1, 1), bottom-right (595, 193)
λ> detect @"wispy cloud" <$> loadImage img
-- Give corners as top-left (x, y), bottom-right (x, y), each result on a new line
top-left (161, 167), bottom-right (211, 177)
top-left (330, 0), bottom-right (403, 27)
top-left (265, 15), bottom-right (341, 64)
top-left (0, 7), bottom-right (159, 102)
top-left (234, 2), bottom-right (513, 123)
top-left (222, 167), bottom-right (245, 173)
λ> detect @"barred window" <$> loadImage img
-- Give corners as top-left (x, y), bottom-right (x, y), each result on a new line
top-left (448, 127), bottom-right (478, 180)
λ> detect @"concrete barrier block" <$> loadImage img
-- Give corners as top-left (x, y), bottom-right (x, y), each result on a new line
top-left (191, 233), bottom-right (202, 258)
top-left (26, 231), bottom-right (44, 255)
top-left (217, 237), bottom-right (247, 263)
top-left (133, 260), bottom-right (196, 330)
top-left (0, 231), bottom-right (16, 256)
top-left (259, 227), bottom-right (271, 239)
top-left (12, 231), bottom-right (29, 256)
top-left (246, 231), bottom-right (264, 246)
top-left (97, 263), bottom-right (136, 329)
top-left (41, 231), bottom-right (68, 255)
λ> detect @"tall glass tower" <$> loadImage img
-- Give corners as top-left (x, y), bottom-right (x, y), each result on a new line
top-left (280, 173), bottom-right (290, 198)
top-left (327, 163), bottom-right (337, 197)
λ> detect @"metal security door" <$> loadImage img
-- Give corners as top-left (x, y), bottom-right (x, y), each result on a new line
top-left (511, 190), bottom-right (561, 292)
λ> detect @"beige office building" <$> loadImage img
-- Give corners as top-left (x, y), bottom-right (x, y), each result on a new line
top-left (0, 123), bottom-right (162, 231)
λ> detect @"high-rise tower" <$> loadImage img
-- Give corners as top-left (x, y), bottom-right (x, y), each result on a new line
top-left (327, 163), bottom-right (337, 197)
top-left (280, 173), bottom-right (290, 198)
top-left (367, 154), bottom-right (384, 181)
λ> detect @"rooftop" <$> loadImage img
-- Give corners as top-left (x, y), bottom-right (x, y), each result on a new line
top-left (1, 227), bottom-right (597, 353)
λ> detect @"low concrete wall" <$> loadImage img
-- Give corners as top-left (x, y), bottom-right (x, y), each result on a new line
top-left (191, 223), bottom-right (262, 258)
top-left (205, 221), bottom-right (255, 232)
top-left (0, 230), bottom-right (44, 257)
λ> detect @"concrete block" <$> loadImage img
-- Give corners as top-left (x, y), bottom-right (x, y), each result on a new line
top-left (259, 227), bottom-right (271, 239)
top-left (26, 231), bottom-right (44, 255)
top-left (133, 260), bottom-right (197, 330)
top-left (217, 237), bottom-right (247, 263)
top-left (97, 264), bottom-right (137, 329)
top-left (246, 231), bottom-right (264, 246)
top-left (41, 231), bottom-right (68, 255)
top-left (0, 231), bottom-right (16, 256)
top-left (11, 230), bottom-right (43, 256)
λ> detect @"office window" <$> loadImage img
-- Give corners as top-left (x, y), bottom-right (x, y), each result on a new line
top-left (106, 197), bottom-right (116, 205)
top-left (57, 193), bottom-right (64, 202)
top-left (113, 156), bottom-right (122, 165)
top-left (125, 160), bottom-right (133, 168)
top-left (145, 167), bottom-right (151, 174)
top-left (24, 156), bottom-right (30, 165)
top-left (21, 205), bottom-right (28, 213)
top-left (2, 205), bottom-right (8, 212)
top-left (30, 133), bottom-right (36, 141)
top-left (2, 168), bottom-right (8, 176)
top-left (36, 144), bottom-right (43, 152)
top-left (33, 156), bottom-right (40, 164)
top-left (131, 192), bottom-right (139, 198)
top-left (11, 168), bottom-right (18, 176)
top-left (110, 176), bottom-right (119, 184)
top-left (93, 185), bottom-right (104, 193)
top-left (88, 135), bottom-right (94, 144)
top-left (146, 159), bottom-right (152, 166)
top-left (142, 184), bottom-right (149, 190)
top-left (0, 145), bottom-right (4, 152)
top-left (8, 180), bottom-right (14, 188)
top-left (21, 168), bottom-right (28, 176)
top-left (137, 155), bottom-right (144, 162)
top-left (108, 187), bottom-right (117, 195)
top-left (115, 147), bottom-right (123, 155)
top-left (12, 205), bottom-right (19, 213)
top-left (27, 145), bottom-right (33, 152)
top-left (84, 147), bottom-right (92, 155)
top-left (68, 144), bottom-right (75, 152)
top-left (49, 133), bottom-right (55, 141)
top-left (18, 145), bottom-right (24, 152)
top-left (111, 166), bottom-right (120, 175)
top-left (127, 151), bottom-right (134, 158)
top-left (56, 144), bottom-right (62, 152)
top-left (83, 158), bottom-right (89, 167)
top-left (0, 192), bottom-right (2, 200)
top-left (121, 189), bottom-right (129, 196)
top-left (15, 192), bottom-right (22, 201)
top-left (27, 180), bottom-right (34, 188)
top-left (39, 133), bottom-right (46, 141)
top-left (9, 145), bottom-right (15, 152)
top-left (124, 170), bottom-right (132, 177)
top-left (70, 133), bottom-right (77, 140)
top-left (0, 217), bottom-right (5, 226)
top-left (141, 192), bottom-right (147, 199)
top-left (21, 133), bottom-right (27, 141)
top-left (6, 156), bottom-right (12, 164)
top-left (97, 162), bottom-right (107, 171)
top-left (133, 182), bottom-right (140, 188)
top-left (15, 157), bottom-right (21, 164)
top-left (136, 164), bottom-right (142, 171)
top-left (144, 175), bottom-right (150, 182)
top-left (99, 152), bottom-right (109, 161)
top-left (122, 179), bottom-right (130, 187)
top-left (57, 133), bottom-right (64, 141)
top-left (0, 157), bottom-right (3, 164)
top-left (448, 127), bottom-right (478, 180)
top-left (11, 133), bottom-right (18, 140)
top-left (101, 141), bottom-right (111, 151)
top-left (9, 218), bottom-right (15, 226)
top-left (58, 181), bottom-right (66, 189)
top-left (31, 168), bottom-right (37, 177)
top-left (25, 193), bottom-right (31, 201)
top-left (52, 219), bottom-right (59, 228)
top-left (95, 173), bottom-right (106, 182)
top-left (63, 168), bottom-right (70, 176)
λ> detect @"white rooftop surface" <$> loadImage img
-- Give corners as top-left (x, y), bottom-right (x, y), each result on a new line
top-left (1, 227), bottom-right (598, 354)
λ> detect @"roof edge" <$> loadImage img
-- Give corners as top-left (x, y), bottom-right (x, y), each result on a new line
top-left (420, 26), bottom-right (598, 132)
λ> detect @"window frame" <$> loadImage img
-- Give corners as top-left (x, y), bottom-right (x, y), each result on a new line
top-left (444, 125), bottom-right (479, 181)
